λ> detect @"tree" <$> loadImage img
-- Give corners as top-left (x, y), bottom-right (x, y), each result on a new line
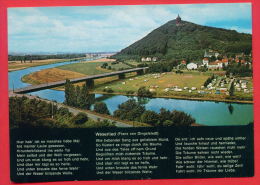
top-left (140, 110), bottom-right (159, 125)
top-left (229, 81), bottom-right (235, 96)
top-left (64, 79), bottom-right (76, 106)
top-left (159, 108), bottom-right (172, 125)
top-left (113, 99), bottom-right (145, 121)
top-left (171, 110), bottom-right (195, 126)
top-left (137, 86), bottom-right (153, 97)
top-left (94, 102), bottom-right (110, 115)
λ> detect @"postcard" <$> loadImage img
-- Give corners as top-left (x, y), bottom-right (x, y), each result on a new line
top-left (8, 3), bottom-right (254, 183)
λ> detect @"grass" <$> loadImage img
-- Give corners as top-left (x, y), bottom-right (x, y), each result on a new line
top-left (8, 58), bottom-right (84, 71)
top-left (124, 60), bottom-right (141, 67)
top-left (57, 62), bottom-right (110, 75)
top-left (22, 61), bottom-right (137, 89)
top-left (93, 71), bottom-right (253, 103)
top-left (22, 68), bottom-right (86, 84)
top-left (94, 72), bottom-right (210, 94)
top-left (109, 62), bottom-right (132, 70)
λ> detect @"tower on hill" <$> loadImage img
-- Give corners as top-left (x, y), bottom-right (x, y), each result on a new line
top-left (176, 14), bottom-right (182, 25)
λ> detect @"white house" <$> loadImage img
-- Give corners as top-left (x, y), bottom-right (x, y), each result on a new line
top-left (187, 62), bottom-right (198, 70)
top-left (208, 60), bottom-right (223, 69)
top-left (202, 58), bottom-right (209, 66)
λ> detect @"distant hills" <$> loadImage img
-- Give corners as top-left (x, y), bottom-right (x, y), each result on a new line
top-left (113, 17), bottom-right (252, 62)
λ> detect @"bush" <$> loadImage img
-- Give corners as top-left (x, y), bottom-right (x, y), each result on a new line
top-left (140, 110), bottom-right (159, 125)
top-left (137, 86), bottom-right (153, 97)
top-left (57, 107), bottom-right (72, 116)
top-left (72, 112), bottom-right (88, 125)
top-left (94, 102), bottom-right (110, 115)
top-left (103, 88), bottom-right (114, 93)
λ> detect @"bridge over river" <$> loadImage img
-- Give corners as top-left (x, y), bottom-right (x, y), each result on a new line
top-left (14, 67), bottom-right (148, 94)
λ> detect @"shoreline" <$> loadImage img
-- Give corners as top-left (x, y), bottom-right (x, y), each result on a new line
top-left (9, 91), bottom-right (202, 127)
top-left (8, 57), bottom-right (87, 72)
top-left (91, 91), bottom-right (253, 104)
top-left (17, 59), bottom-right (253, 104)
top-left (20, 76), bottom-right (253, 104)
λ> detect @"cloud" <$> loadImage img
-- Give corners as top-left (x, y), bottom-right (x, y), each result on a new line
top-left (8, 3), bottom-right (252, 53)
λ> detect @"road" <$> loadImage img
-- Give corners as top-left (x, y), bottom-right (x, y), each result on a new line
top-left (9, 91), bottom-right (132, 128)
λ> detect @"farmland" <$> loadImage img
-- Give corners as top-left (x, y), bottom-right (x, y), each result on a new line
top-left (93, 71), bottom-right (253, 103)
top-left (8, 58), bottom-right (84, 71)
top-left (57, 60), bottom-right (131, 75)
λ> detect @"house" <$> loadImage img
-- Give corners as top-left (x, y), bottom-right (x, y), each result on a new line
top-left (187, 62), bottom-right (198, 70)
top-left (208, 60), bottom-right (223, 69)
top-left (152, 57), bottom-right (158, 62)
top-left (202, 58), bottom-right (209, 66)
top-left (181, 60), bottom-right (187, 65)
top-left (204, 50), bottom-right (220, 58)
top-left (141, 57), bottom-right (152, 62)
top-left (221, 58), bottom-right (229, 66)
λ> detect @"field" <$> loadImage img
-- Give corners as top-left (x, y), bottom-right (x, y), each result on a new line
top-left (57, 60), bottom-right (131, 75)
top-left (22, 68), bottom-right (86, 85)
top-left (8, 58), bottom-right (82, 71)
top-left (93, 71), bottom-right (253, 102)
top-left (22, 60), bottom-right (136, 88)
top-left (21, 60), bottom-right (253, 103)
top-left (94, 72), bottom-right (210, 94)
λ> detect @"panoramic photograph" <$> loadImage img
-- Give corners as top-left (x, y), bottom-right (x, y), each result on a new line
top-left (8, 3), bottom-right (253, 128)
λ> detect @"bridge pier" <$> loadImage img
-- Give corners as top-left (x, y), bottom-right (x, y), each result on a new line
top-left (118, 73), bottom-right (125, 79)
top-left (86, 79), bottom-right (94, 89)
top-left (137, 69), bottom-right (144, 75)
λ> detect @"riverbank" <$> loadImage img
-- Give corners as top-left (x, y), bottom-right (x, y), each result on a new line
top-left (8, 57), bottom-right (86, 72)
top-left (9, 91), bottom-right (201, 127)
top-left (91, 91), bottom-right (253, 104)
top-left (21, 70), bottom-right (253, 104)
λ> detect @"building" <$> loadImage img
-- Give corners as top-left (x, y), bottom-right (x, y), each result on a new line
top-left (187, 62), bottom-right (198, 70)
top-left (176, 14), bottom-right (182, 25)
top-left (141, 57), bottom-right (152, 62)
top-left (181, 60), bottom-right (187, 65)
top-left (208, 60), bottom-right (224, 69)
top-left (202, 58), bottom-right (209, 66)
top-left (204, 50), bottom-right (220, 58)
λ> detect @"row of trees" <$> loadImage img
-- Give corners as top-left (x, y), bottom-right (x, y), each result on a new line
top-left (146, 60), bottom-right (179, 73)
top-left (225, 62), bottom-right (252, 77)
top-left (204, 75), bottom-right (215, 87)
top-left (113, 99), bottom-right (195, 126)
top-left (8, 53), bottom-right (86, 62)
top-left (9, 96), bottom-right (88, 128)
top-left (10, 96), bottom-right (115, 128)
top-left (64, 79), bottom-right (95, 109)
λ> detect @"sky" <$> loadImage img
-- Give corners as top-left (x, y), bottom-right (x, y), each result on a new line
top-left (8, 3), bottom-right (252, 54)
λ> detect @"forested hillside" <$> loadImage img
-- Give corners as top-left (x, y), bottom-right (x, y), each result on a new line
top-left (113, 19), bottom-right (252, 61)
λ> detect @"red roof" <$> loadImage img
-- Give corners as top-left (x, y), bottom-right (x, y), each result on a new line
top-left (209, 61), bottom-right (219, 65)
top-left (181, 60), bottom-right (187, 64)
top-left (241, 59), bottom-right (246, 64)
top-left (221, 58), bottom-right (228, 63)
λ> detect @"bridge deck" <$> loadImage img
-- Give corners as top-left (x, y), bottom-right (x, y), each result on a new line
top-left (14, 67), bottom-right (148, 94)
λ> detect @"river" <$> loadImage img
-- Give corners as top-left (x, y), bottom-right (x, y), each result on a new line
top-left (8, 59), bottom-right (253, 126)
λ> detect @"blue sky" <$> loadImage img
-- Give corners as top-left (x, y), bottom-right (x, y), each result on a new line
top-left (8, 3), bottom-right (252, 54)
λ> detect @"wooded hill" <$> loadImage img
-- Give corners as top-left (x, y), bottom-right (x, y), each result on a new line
top-left (113, 18), bottom-right (252, 61)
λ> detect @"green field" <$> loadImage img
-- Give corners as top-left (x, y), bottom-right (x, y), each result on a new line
top-left (57, 61), bottom-right (132, 75)
top-left (94, 72), bottom-right (210, 94)
top-left (109, 62), bottom-right (132, 70)
top-left (57, 62), bottom-right (110, 75)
